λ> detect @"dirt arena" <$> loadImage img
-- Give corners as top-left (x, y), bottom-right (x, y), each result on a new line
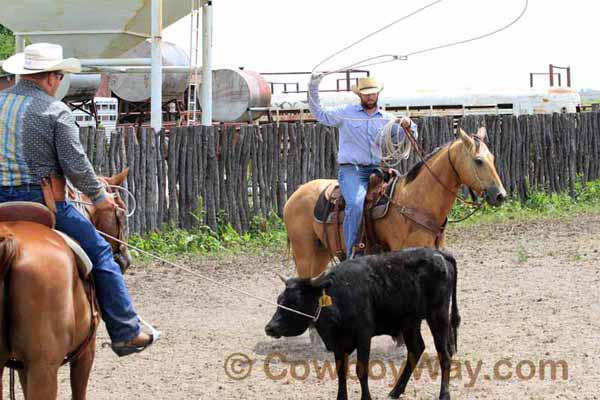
top-left (3, 213), bottom-right (599, 399)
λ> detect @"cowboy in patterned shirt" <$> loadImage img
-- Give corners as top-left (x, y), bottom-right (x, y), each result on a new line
top-left (0, 43), bottom-right (158, 356)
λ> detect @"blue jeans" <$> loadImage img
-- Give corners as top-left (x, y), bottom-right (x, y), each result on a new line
top-left (0, 186), bottom-right (140, 342)
top-left (338, 165), bottom-right (379, 258)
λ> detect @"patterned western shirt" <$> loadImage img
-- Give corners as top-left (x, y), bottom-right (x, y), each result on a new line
top-left (0, 79), bottom-right (106, 202)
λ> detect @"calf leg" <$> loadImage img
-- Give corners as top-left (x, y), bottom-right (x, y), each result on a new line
top-left (428, 310), bottom-right (452, 400)
top-left (388, 323), bottom-right (425, 399)
top-left (334, 352), bottom-right (349, 400)
top-left (356, 339), bottom-right (372, 400)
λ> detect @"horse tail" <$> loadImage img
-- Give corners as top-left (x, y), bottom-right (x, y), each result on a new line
top-left (442, 251), bottom-right (460, 356)
top-left (0, 227), bottom-right (19, 278)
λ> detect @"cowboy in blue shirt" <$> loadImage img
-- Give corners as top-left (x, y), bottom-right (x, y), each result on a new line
top-left (308, 75), bottom-right (418, 258)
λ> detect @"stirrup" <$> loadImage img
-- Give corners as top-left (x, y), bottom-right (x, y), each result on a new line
top-left (109, 317), bottom-right (161, 357)
top-left (350, 243), bottom-right (366, 259)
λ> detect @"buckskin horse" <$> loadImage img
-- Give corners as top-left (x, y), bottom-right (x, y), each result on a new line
top-left (284, 126), bottom-right (506, 279)
top-left (0, 168), bottom-right (131, 399)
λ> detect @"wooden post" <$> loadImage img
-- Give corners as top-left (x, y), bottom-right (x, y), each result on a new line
top-left (205, 126), bottom-right (219, 231)
top-left (167, 127), bottom-right (180, 226)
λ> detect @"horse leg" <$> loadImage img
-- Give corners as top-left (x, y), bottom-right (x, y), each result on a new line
top-left (70, 339), bottom-right (96, 400)
top-left (288, 231), bottom-right (331, 279)
top-left (293, 237), bottom-right (330, 346)
top-left (25, 363), bottom-right (59, 400)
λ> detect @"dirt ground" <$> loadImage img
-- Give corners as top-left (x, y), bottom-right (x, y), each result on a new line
top-left (3, 213), bottom-right (600, 399)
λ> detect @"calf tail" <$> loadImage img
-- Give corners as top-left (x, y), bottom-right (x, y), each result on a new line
top-left (443, 252), bottom-right (460, 356)
top-left (0, 227), bottom-right (19, 278)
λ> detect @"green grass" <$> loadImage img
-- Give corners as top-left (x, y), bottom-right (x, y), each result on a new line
top-left (449, 179), bottom-right (600, 225)
top-left (128, 212), bottom-right (287, 260)
top-left (129, 179), bottom-right (600, 259)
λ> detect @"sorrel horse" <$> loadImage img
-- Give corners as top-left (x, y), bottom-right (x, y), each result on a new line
top-left (284, 127), bottom-right (507, 278)
top-left (0, 169), bottom-right (130, 399)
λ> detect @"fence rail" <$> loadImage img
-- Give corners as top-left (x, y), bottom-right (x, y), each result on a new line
top-left (81, 113), bottom-right (600, 236)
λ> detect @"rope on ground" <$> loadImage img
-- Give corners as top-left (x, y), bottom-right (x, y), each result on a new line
top-left (98, 231), bottom-right (319, 321)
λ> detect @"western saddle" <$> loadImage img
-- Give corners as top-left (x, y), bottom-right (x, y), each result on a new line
top-left (0, 201), bottom-right (92, 277)
top-left (313, 168), bottom-right (400, 260)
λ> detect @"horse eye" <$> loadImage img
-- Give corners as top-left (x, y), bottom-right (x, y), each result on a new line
top-left (475, 158), bottom-right (484, 166)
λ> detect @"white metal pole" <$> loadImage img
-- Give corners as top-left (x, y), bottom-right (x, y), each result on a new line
top-left (81, 58), bottom-right (151, 67)
top-left (200, 0), bottom-right (213, 126)
top-left (15, 35), bottom-right (26, 83)
top-left (151, 0), bottom-right (163, 132)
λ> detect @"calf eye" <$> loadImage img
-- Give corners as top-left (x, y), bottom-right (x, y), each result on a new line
top-left (475, 158), bottom-right (484, 166)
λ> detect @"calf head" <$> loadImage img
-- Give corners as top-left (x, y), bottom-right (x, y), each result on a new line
top-left (265, 274), bottom-right (328, 338)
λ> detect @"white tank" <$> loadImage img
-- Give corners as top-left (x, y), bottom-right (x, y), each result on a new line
top-left (212, 69), bottom-right (272, 122)
top-left (55, 74), bottom-right (102, 102)
top-left (108, 40), bottom-right (189, 103)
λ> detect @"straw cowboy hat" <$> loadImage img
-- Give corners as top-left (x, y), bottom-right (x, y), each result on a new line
top-left (351, 76), bottom-right (384, 96)
top-left (2, 43), bottom-right (81, 75)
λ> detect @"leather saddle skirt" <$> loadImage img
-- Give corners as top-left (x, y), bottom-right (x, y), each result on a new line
top-left (314, 171), bottom-right (400, 225)
top-left (0, 202), bottom-right (92, 277)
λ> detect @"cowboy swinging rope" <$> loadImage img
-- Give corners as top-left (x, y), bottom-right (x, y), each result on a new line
top-left (308, 0), bottom-right (529, 167)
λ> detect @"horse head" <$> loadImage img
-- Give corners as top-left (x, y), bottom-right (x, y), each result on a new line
top-left (91, 168), bottom-right (132, 273)
top-left (452, 127), bottom-right (507, 207)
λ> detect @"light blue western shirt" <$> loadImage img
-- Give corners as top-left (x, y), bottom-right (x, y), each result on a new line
top-left (308, 78), bottom-right (417, 166)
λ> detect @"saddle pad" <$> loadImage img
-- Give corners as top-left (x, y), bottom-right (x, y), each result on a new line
top-left (0, 201), bottom-right (55, 229)
top-left (314, 184), bottom-right (342, 222)
top-left (53, 230), bottom-right (93, 278)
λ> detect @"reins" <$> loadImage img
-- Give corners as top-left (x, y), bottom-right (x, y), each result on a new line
top-left (400, 125), bottom-right (485, 224)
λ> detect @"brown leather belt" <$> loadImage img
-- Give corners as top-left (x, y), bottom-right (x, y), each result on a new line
top-left (41, 176), bottom-right (66, 213)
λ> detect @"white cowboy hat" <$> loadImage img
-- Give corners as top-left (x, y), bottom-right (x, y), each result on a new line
top-left (2, 43), bottom-right (81, 75)
top-left (351, 77), bottom-right (384, 96)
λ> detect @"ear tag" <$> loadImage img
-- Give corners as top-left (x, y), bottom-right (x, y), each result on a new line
top-left (319, 289), bottom-right (333, 308)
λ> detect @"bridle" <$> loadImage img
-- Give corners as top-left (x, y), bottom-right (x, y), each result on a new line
top-left (67, 180), bottom-right (129, 263)
top-left (402, 125), bottom-right (485, 209)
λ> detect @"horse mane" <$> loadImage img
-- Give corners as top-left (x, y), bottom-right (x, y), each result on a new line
top-left (403, 142), bottom-right (451, 184)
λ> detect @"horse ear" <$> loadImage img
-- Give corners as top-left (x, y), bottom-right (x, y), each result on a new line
top-left (105, 168), bottom-right (129, 186)
top-left (476, 126), bottom-right (487, 142)
top-left (457, 128), bottom-right (474, 150)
